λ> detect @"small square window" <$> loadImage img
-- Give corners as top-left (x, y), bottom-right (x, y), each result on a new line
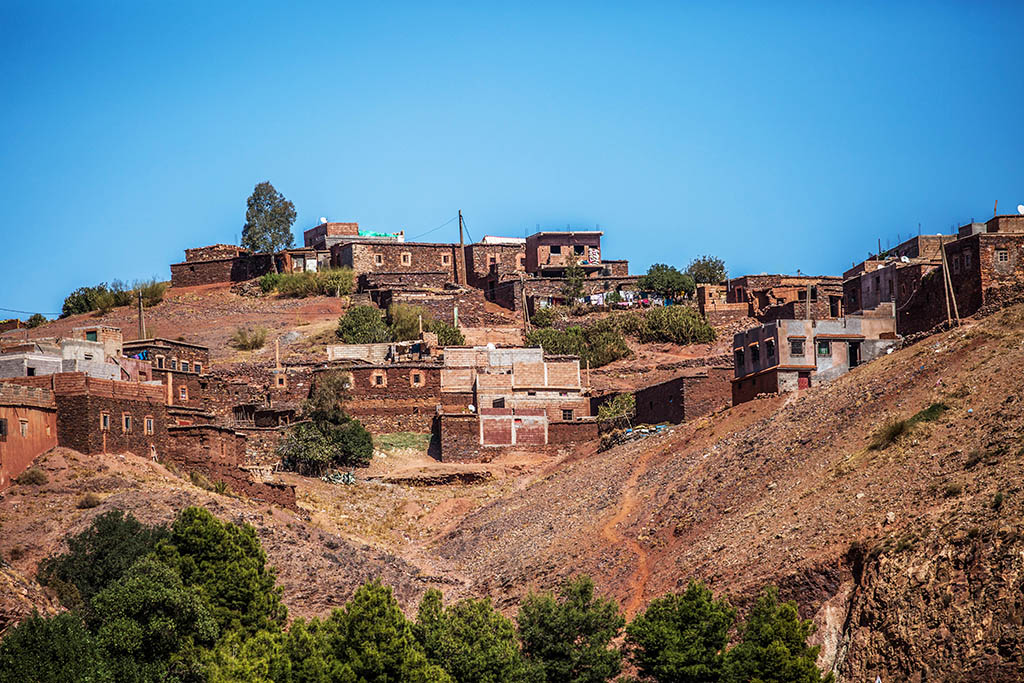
top-left (145, 417), bottom-right (154, 435)
top-left (101, 413), bottom-right (110, 431)
top-left (179, 386), bottom-right (188, 401)
top-left (85, 331), bottom-right (98, 342)
top-left (996, 249), bottom-right (1009, 263)
top-left (790, 339), bottom-right (805, 356)
top-left (492, 397), bottom-right (505, 408)
top-left (123, 414), bottom-right (132, 433)
top-left (401, 252), bottom-right (411, 266)
top-left (374, 375), bottom-right (384, 386)
top-left (963, 252), bottom-right (972, 269)
top-left (195, 362), bottom-right (202, 374)
top-left (442, 254), bottom-right (450, 265)
top-left (574, 245), bottom-right (585, 255)
top-left (181, 361), bottom-right (190, 372)
top-left (19, 420), bottom-right (28, 438)
top-left (411, 372), bottom-right (423, 386)
top-left (550, 245), bottom-right (562, 254)
top-left (817, 340), bottom-right (831, 357)
top-left (277, 376), bottom-right (285, 386)
top-left (374, 254), bottom-right (384, 265)
top-left (156, 356), bottom-right (164, 369)
top-left (562, 409), bottom-right (574, 421)
top-left (170, 359), bottom-right (178, 370)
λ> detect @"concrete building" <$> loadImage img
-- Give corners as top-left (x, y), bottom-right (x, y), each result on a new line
top-left (303, 221), bottom-right (404, 250)
top-left (525, 231), bottom-right (605, 278)
top-left (843, 235), bottom-right (955, 316)
top-left (731, 305), bottom-right (898, 404)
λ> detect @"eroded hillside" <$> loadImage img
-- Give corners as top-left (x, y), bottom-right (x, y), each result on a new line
top-left (436, 304), bottom-right (1024, 681)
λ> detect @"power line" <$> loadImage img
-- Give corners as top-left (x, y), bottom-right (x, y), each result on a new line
top-left (409, 215), bottom-right (458, 241)
top-left (461, 215), bottom-right (475, 244)
top-left (0, 306), bottom-right (61, 317)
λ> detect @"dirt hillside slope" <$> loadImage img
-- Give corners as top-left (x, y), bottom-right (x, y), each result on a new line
top-left (438, 304), bottom-right (1024, 681)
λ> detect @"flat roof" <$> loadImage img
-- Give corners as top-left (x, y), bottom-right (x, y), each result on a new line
top-left (123, 337), bottom-right (209, 351)
top-left (528, 231), bottom-right (603, 237)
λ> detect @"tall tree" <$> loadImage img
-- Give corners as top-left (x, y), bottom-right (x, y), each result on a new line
top-left (0, 612), bottom-right (110, 683)
top-left (563, 263), bottom-right (587, 304)
top-left (625, 581), bottom-right (735, 683)
top-left (685, 256), bottom-right (727, 285)
top-left (517, 575), bottom-right (625, 683)
top-left (722, 588), bottom-right (833, 683)
top-left (242, 181), bottom-right (297, 257)
top-left (638, 264), bottom-right (695, 299)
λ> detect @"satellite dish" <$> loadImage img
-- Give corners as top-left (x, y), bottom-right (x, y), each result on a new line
top-left (468, 404), bottom-right (476, 413)
top-left (1017, 204), bottom-right (1024, 215)
top-left (900, 256), bottom-right (909, 263)
top-left (320, 217), bottom-right (328, 224)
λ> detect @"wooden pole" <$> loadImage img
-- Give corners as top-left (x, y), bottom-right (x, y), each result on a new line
top-left (458, 210), bottom-right (466, 285)
top-left (943, 247), bottom-right (960, 324)
top-left (939, 246), bottom-right (953, 326)
top-left (137, 290), bottom-right (146, 340)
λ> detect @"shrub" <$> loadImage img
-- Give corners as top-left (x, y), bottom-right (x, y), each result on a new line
top-left (598, 393), bottom-right (636, 425)
top-left (134, 278), bottom-right (167, 307)
top-left (317, 267), bottom-right (354, 297)
top-left (389, 303), bottom-right (429, 341)
top-left (15, 467), bottom-right (48, 486)
top-left (944, 483), bottom-right (963, 498)
top-left (637, 263), bottom-right (695, 298)
top-left (276, 271), bottom-right (320, 298)
top-left (619, 306), bottom-right (716, 345)
top-left (26, 313), bottom-right (47, 328)
top-left (61, 284), bottom-right (108, 318)
top-left (531, 306), bottom-right (556, 328)
top-left (190, 470), bottom-right (215, 491)
top-left (0, 611), bottom-right (110, 683)
top-left (867, 418), bottom-right (908, 450)
top-left (992, 491), bottom-right (1005, 510)
top-left (259, 272), bottom-right (282, 293)
top-left (909, 402), bottom-right (948, 425)
top-left (76, 493), bottom-right (102, 509)
top-left (231, 326), bottom-right (268, 350)
top-left (526, 321), bottom-right (631, 369)
top-left (427, 319), bottom-right (465, 345)
top-left (337, 305), bottom-right (391, 343)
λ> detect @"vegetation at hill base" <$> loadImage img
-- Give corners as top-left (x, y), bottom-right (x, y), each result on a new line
top-left (277, 369), bottom-right (374, 473)
top-left (685, 255), bottom-right (728, 285)
top-left (1, 508), bottom-right (831, 683)
top-left (527, 306), bottom-right (715, 367)
top-left (61, 278), bottom-right (167, 318)
top-left (638, 263), bottom-right (695, 299)
top-left (258, 268), bottom-right (354, 298)
top-left (336, 303), bottom-right (465, 346)
top-left (241, 181), bottom-right (296, 257)
top-left (230, 326), bottom-right (269, 351)
top-left (597, 393), bottom-right (636, 426)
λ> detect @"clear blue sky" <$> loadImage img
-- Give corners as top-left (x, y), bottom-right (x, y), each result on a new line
top-left (2, 1), bottom-right (1022, 318)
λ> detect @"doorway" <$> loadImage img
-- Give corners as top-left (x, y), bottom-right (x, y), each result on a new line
top-left (798, 372), bottom-right (811, 390)
top-left (848, 341), bottom-right (861, 368)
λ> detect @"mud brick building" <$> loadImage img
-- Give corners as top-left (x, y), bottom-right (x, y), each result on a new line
top-left (843, 235), bottom-right (955, 315)
top-left (170, 244), bottom-right (276, 288)
top-left (632, 367), bottom-right (734, 425)
top-left (122, 338), bottom-right (210, 416)
top-left (896, 216), bottom-right (1024, 334)
top-left (322, 363), bottom-right (443, 433)
top-left (0, 383), bottom-right (57, 489)
top-left (490, 275), bottom-right (640, 312)
top-left (525, 231), bottom-right (605, 277)
top-left (332, 241), bottom-right (463, 282)
top-left (731, 305), bottom-right (898, 404)
top-left (727, 274), bottom-right (844, 322)
top-left (696, 285), bottom-right (749, 324)
top-left (437, 411), bottom-right (598, 463)
top-left (303, 221), bottom-right (404, 250)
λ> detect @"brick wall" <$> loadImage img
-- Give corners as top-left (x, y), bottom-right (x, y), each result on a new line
top-left (185, 245), bottom-right (248, 262)
top-left (171, 253), bottom-right (274, 288)
top-left (731, 369), bottom-right (781, 405)
top-left (465, 243), bottom-right (527, 288)
top-left (334, 242), bottom-right (461, 281)
top-left (633, 367), bottom-right (732, 425)
top-left (360, 271), bottom-right (450, 291)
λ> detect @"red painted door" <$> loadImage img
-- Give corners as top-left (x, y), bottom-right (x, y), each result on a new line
top-left (798, 372), bottom-right (811, 390)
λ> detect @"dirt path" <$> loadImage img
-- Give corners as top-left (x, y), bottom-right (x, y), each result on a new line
top-left (600, 443), bottom-right (656, 616)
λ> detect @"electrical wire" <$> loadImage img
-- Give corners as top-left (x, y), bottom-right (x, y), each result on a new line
top-left (408, 215), bottom-right (458, 241)
top-left (0, 306), bottom-right (61, 317)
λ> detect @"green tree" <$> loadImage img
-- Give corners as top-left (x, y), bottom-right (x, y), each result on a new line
top-left (323, 580), bottom-right (452, 682)
top-left (625, 581), bottom-right (736, 683)
top-left (91, 555), bottom-right (219, 683)
top-left (390, 303), bottom-right (430, 341)
top-left (158, 507), bottom-right (287, 636)
top-left (517, 576), bottom-right (625, 683)
top-left (563, 263), bottom-right (586, 304)
top-left (280, 370), bottom-right (374, 472)
top-left (242, 181), bottom-right (297, 257)
top-left (597, 393), bottom-right (635, 427)
top-left (416, 589), bottom-right (529, 683)
top-left (638, 264), bottom-right (695, 299)
top-left (37, 509), bottom-right (170, 611)
top-left (722, 588), bottom-right (832, 683)
top-left (205, 629), bottom-right (290, 683)
top-left (685, 256), bottom-right (727, 285)
top-left (0, 611), bottom-right (111, 683)
top-left (530, 306), bottom-right (556, 328)
top-left (26, 313), bottom-right (48, 328)
top-left (337, 305), bottom-right (392, 343)
top-left (426, 319), bottom-right (465, 346)
top-left (61, 284), bottom-right (108, 318)
top-left (620, 307), bottom-right (716, 345)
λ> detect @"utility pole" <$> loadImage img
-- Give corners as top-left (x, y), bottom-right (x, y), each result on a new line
top-left (458, 210), bottom-right (466, 285)
top-left (137, 290), bottom-right (146, 339)
top-left (994, 200), bottom-right (998, 217)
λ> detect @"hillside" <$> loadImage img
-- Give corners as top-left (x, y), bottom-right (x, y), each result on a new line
top-left (436, 303), bottom-right (1024, 681)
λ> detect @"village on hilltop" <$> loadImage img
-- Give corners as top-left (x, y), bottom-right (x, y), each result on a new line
top-left (2, 206), bottom-right (1024, 498)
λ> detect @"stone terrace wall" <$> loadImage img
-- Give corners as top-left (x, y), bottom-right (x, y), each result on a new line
top-left (360, 271), bottom-right (449, 291)
top-left (171, 253), bottom-right (273, 288)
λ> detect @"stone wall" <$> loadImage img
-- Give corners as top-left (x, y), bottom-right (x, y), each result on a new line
top-left (731, 368), bottom-right (781, 405)
top-left (334, 242), bottom-right (461, 281)
top-left (634, 368), bottom-right (732, 424)
top-left (360, 271), bottom-right (450, 291)
top-left (465, 243), bottom-right (527, 288)
top-left (171, 253), bottom-right (274, 288)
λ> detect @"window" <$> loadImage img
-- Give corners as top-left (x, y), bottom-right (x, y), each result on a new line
top-left (194, 362), bottom-right (202, 374)
top-left (952, 256), bottom-right (960, 274)
top-left (550, 245), bottom-right (562, 254)
top-left (751, 344), bottom-right (760, 363)
top-left (374, 253), bottom-right (384, 265)
top-left (373, 373), bottom-right (385, 386)
top-left (492, 397), bottom-right (505, 408)
top-left (574, 245), bottom-right (585, 255)
top-left (963, 251), bottom-right (972, 269)
top-left (401, 252), bottom-right (411, 266)
top-left (488, 256), bottom-right (497, 265)
top-left (19, 420), bottom-right (28, 438)
top-left (101, 412), bottom-right (110, 431)
top-left (86, 331), bottom-right (98, 342)
top-left (170, 359), bottom-right (178, 370)
top-left (996, 249), bottom-right (1009, 263)
top-left (562, 409), bottom-right (574, 421)
top-left (84, 353), bottom-right (94, 361)
top-left (518, 256), bottom-right (526, 269)
top-left (276, 376), bottom-right (285, 386)
top-left (734, 349), bottom-right (745, 367)
top-left (122, 413), bottom-right (132, 433)
top-left (527, 391), bottom-right (536, 396)
top-left (442, 254), bottom-right (450, 265)
top-left (766, 339), bottom-right (776, 358)
top-left (817, 340), bottom-right (831, 357)
top-left (179, 386), bottom-right (188, 401)
top-left (0, 418), bottom-right (6, 438)
top-left (181, 361), bottom-right (190, 372)
top-left (144, 416), bottom-right (154, 435)
top-left (156, 356), bottom-right (165, 369)
top-left (26, 367), bottom-right (35, 376)
top-left (790, 339), bottom-right (805, 356)
top-left (411, 372), bottom-right (423, 386)
top-left (559, 391), bottom-right (568, 396)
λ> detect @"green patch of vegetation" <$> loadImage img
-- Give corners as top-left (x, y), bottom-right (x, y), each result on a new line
top-left (964, 449), bottom-right (983, 469)
top-left (527, 321), bottom-right (631, 368)
top-left (189, 470), bottom-right (215, 491)
top-left (15, 467), bottom-right (48, 486)
top-left (597, 393), bottom-right (636, 426)
top-left (867, 418), bottom-right (909, 450)
top-left (909, 402), bottom-right (948, 425)
top-left (61, 279), bottom-right (166, 318)
top-left (944, 483), bottom-right (963, 498)
top-left (991, 491), bottom-right (1004, 511)
top-left (336, 303), bottom-right (465, 345)
top-left (230, 326), bottom-right (268, 351)
top-left (375, 432), bottom-right (432, 451)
